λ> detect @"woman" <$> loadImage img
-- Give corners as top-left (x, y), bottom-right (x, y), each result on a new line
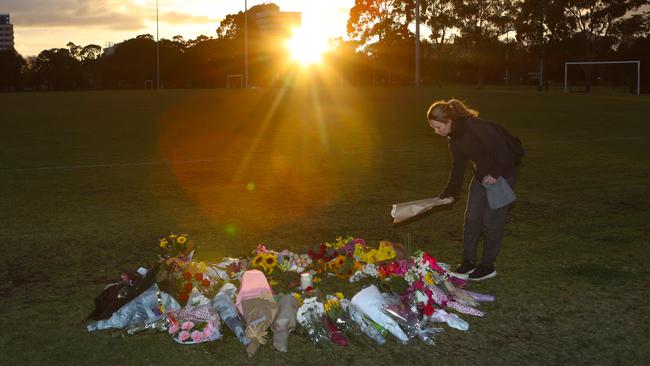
top-left (428, 99), bottom-right (519, 281)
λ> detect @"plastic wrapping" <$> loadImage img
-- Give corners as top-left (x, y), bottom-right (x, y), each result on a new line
top-left (296, 297), bottom-right (330, 346)
top-left (428, 309), bottom-right (469, 331)
top-left (340, 299), bottom-right (385, 345)
top-left (87, 284), bottom-right (180, 332)
top-left (210, 284), bottom-right (250, 345)
top-left (323, 315), bottom-right (348, 346)
top-left (351, 285), bottom-right (408, 342)
top-left (126, 318), bottom-right (169, 335)
top-left (169, 290), bottom-right (222, 344)
top-left (383, 304), bottom-right (443, 346)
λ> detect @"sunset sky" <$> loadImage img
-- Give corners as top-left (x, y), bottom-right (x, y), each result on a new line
top-left (4, 0), bottom-right (355, 57)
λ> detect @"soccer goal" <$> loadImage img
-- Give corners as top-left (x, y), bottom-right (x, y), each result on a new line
top-left (227, 74), bottom-right (243, 89)
top-left (564, 61), bottom-right (640, 95)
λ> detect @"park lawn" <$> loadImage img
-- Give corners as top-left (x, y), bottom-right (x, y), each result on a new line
top-left (1, 87), bottom-right (649, 365)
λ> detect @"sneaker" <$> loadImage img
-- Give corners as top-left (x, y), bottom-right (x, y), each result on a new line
top-left (451, 261), bottom-right (476, 279)
top-left (468, 264), bottom-right (497, 281)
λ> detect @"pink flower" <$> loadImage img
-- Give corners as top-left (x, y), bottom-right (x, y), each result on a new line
top-left (168, 322), bottom-right (180, 334)
top-left (191, 330), bottom-right (204, 342)
top-left (178, 330), bottom-right (190, 342)
top-left (181, 321), bottom-right (195, 331)
top-left (203, 325), bottom-right (213, 338)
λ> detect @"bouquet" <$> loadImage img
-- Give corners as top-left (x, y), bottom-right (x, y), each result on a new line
top-left (323, 294), bottom-right (348, 346)
top-left (271, 294), bottom-right (299, 352)
top-left (168, 289), bottom-right (221, 344)
top-left (237, 270), bottom-right (279, 356)
top-left (159, 233), bottom-right (195, 259)
top-left (210, 283), bottom-right (249, 345)
top-left (383, 302), bottom-right (443, 346)
top-left (87, 284), bottom-right (180, 332)
top-left (296, 297), bottom-right (330, 346)
top-left (340, 299), bottom-right (385, 345)
top-left (350, 285), bottom-right (408, 342)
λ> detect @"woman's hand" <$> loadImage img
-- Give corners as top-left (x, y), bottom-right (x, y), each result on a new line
top-left (482, 175), bottom-right (497, 185)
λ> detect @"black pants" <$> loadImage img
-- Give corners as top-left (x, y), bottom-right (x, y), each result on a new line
top-left (463, 176), bottom-right (516, 266)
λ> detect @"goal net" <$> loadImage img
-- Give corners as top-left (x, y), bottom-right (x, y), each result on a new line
top-left (564, 61), bottom-right (640, 95)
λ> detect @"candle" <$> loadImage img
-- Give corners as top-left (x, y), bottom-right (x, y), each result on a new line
top-left (300, 272), bottom-right (313, 290)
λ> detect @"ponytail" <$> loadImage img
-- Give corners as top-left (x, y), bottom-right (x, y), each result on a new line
top-left (427, 98), bottom-right (479, 122)
top-left (448, 99), bottom-right (479, 118)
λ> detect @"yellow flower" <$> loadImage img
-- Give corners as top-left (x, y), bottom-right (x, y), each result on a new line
top-left (313, 276), bottom-right (321, 283)
top-left (335, 292), bottom-right (344, 300)
top-left (424, 273), bottom-right (434, 286)
top-left (177, 236), bottom-right (187, 244)
top-left (269, 279), bottom-right (279, 286)
top-left (354, 244), bottom-right (365, 260)
top-left (292, 292), bottom-right (303, 305)
top-left (169, 233), bottom-right (178, 239)
top-left (159, 239), bottom-right (168, 248)
top-left (376, 241), bottom-right (396, 261)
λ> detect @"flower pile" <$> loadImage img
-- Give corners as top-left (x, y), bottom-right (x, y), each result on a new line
top-left (87, 234), bottom-right (496, 355)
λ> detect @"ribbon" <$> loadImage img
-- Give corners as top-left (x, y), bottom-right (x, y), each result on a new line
top-left (245, 326), bottom-right (268, 345)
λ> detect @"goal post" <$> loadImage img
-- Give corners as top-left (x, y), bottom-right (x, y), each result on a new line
top-left (227, 74), bottom-right (243, 89)
top-left (564, 61), bottom-right (640, 95)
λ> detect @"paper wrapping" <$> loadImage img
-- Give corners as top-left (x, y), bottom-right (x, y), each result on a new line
top-left (391, 197), bottom-right (454, 224)
top-left (242, 297), bottom-right (279, 356)
top-left (271, 294), bottom-right (299, 352)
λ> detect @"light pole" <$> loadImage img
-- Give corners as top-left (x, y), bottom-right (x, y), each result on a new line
top-left (244, 0), bottom-right (248, 88)
top-left (156, 0), bottom-right (160, 89)
top-left (415, 0), bottom-right (421, 88)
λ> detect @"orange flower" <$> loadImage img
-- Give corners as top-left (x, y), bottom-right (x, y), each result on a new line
top-left (182, 271), bottom-right (192, 281)
top-left (194, 273), bottom-right (203, 281)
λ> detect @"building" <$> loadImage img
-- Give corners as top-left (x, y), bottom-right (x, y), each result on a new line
top-left (0, 13), bottom-right (15, 51)
top-left (253, 9), bottom-right (301, 37)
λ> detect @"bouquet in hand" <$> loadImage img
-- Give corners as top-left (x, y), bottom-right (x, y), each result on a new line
top-left (296, 297), bottom-right (330, 346)
top-left (210, 283), bottom-right (249, 345)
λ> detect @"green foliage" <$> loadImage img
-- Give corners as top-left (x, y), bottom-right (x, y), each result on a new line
top-left (1, 87), bottom-right (649, 364)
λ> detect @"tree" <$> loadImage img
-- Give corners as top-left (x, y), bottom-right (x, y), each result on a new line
top-left (515, 0), bottom-right (572, 89)
top-left (0, 49), bottom-right (26, 91)
top-left (452, 0), bottom-right (514, 87)
top-left (421, 0), bottom-right (458, 45)
top-left (565, 0), bottom-right (648, 91)
top-left (30, 48), bottom-right (82, 90)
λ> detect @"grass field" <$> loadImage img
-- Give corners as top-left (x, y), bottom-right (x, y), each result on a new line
top-left (1, 87), bottom-right (649, 365)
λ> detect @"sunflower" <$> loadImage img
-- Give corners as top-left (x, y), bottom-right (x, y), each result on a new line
top-left (176, 236), bottom-right (187, 244)
top-left (252, 253), bottom-right (266, 269)
top-left (264, 253), bottom-right (278, 273)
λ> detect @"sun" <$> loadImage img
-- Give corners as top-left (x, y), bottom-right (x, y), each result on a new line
top-left (286, 26), bottom-right (330, 66)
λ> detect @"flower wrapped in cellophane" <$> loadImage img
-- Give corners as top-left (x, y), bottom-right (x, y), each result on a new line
top-left (340, 299), bottom-right (386, 345)
top-left (87, 284), bottom-right (180, 332)
top-left (382, 302), bottom-right (443, 346)
top-left (237, 270), bottom-right (279, 356)
top-left (323, 294), bottom-right (348, 346)
top-left (271, 293), bottom-right (299, 352)
top-left (168, 289), bottom-right (221, 344)
top-left (296, 297), bottom-right (330, 346)
top-left (351, 285), bottom-right (408, 343)
top-left (210, 283), bottom-right (249, 345)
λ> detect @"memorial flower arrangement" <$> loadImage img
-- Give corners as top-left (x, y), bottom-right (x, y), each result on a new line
top-left (87, 234), bottom-right (496, 356)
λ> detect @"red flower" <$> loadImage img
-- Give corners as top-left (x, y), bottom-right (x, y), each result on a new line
top-left (182, 271), bottom-right (192, 281)
top-left (184, 282), bottom-right (193, 293)
top-left (423, 304), bottom-right (435, 316)
top-left (179, 292), bottom-right (189, 304)
top-left (201, 279), bottom-right (211, 287)
top-left (194, 273), bottom-right (203, 281)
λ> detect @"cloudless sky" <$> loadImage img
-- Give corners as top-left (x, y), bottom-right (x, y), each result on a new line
top-left (4, 0), bottom-right (355, 57)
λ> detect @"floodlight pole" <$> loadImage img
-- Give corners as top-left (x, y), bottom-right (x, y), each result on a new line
top-left (415, 0), bottom-right (421, 88)
top-left (156, 0), bottom-right (160, 89)
top-left (244, 0), bottom-right (249, 88)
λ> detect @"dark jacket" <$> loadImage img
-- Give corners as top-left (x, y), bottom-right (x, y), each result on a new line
top-left (439, 117), bottom-right (516, 199)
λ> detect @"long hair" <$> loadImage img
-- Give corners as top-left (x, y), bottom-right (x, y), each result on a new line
top-left (427, 99), bottom-right (479, 123)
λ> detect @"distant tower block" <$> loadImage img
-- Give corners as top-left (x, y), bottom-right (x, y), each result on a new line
top-left (0, 13), bottom-right (14, 51)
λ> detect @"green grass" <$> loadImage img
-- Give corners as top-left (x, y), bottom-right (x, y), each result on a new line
top-left (1, 87), bottom-right (649, 365)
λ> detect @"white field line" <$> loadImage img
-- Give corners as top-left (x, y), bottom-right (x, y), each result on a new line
top-left (2, 136), bottom-right (647, 173)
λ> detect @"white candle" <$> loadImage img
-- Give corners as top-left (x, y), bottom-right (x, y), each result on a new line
top-left (300, 272), bottom-right (313, 290)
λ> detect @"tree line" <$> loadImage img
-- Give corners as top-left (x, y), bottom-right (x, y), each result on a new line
top-left (1, 1), bottom-right (648, 92)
